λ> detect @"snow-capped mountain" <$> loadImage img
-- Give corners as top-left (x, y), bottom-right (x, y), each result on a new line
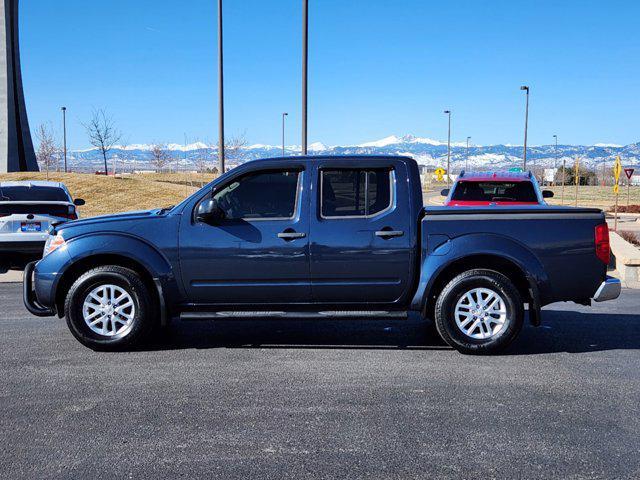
top-left (66, 134), bottom-right (640, 172)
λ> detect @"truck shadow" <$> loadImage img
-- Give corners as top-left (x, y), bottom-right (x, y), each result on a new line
top-left (145, 310), bottom-right (640, 355)
top-left (507, 309), bottom-right (640, 355)
top-left (149, 315), bottom-right (449, 351)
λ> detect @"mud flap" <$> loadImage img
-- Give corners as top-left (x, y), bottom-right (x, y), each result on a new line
top-left (527, 276), bottom-right (542, 327)
top-left (153, 278), bottom-right (169, 327)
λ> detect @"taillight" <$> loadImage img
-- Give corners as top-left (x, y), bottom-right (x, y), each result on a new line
top-left (595, 223), bottom-right (610, 265)
top-left (59, 206), bottom-right (77, 220)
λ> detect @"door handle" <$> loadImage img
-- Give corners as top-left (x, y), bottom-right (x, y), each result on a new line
top-left (375, 230), bottom-right (404, 238)
top-left (278, 231), bottom-right (306, 240)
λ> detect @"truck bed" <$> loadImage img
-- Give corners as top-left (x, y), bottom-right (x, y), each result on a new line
top-left (420, 205), bottom-right (607, 306)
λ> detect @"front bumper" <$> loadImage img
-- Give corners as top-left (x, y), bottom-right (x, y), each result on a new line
top-left (23, 261), bottom-right (55, 317)
top-left (592, 276), bottom-right (622, 302)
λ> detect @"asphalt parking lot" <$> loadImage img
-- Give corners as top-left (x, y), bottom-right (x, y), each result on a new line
top-left (1, 283), bottom-right (639, 479)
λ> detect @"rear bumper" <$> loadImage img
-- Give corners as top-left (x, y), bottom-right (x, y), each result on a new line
top-left (0, 240), bottom-right (45, 254)
top-left (592, 276), bottom-right (621, 302)
top-left (23, 261), bottom-right (55, 317)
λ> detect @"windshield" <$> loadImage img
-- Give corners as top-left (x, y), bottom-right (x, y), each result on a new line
top-left (0, 186), bottom-right (69, 202)
top-left (451, 181), bottom-right (538, 202)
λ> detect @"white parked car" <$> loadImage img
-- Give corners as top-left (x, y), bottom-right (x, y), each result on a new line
top-left (0, 181), bottom-right (84, 270)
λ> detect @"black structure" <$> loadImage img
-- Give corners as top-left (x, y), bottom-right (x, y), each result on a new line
top-left (0, 0), bottom-right (37, 172)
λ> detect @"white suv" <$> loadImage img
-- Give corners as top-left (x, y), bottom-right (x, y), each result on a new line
top-left (0, 181), bottom-right (84, 270)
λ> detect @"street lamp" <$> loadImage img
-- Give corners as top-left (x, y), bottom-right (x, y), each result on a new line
top-left (444, 110), bottom-right (451, 187)
top-left (553, 134), bottom-right (558, 186)
top-left (61, 107), bottom-right (67, 173)
top-left (301, 0), bottom-right (308, 155)
top-left (520, 85), bottom-right (530, 170)
top-left (282, 112), bottom-right (288, 157)
top-left (217, 0), bottom-right (225, 173)
top-left (466, 136), bottom-right (471, 171)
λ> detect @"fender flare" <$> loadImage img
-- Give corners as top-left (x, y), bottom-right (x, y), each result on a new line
top-left (410, 233), bottom-right (550, 316)
top-left (52, 233), bottom-right (176, 324)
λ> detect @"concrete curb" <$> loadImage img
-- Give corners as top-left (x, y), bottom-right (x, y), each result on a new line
top-left (610, 232), bottom-right (640, 288)
top-left (0, 270), bottom-right (23, 283)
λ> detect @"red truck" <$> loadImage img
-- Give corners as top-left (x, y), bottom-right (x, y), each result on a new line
top-left (442, 171), bottom-right (553, 206)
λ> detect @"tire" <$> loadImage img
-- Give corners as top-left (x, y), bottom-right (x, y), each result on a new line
top-left (434, 269), bottom-right (524, 355)
top-left (64, 265), bottom-right (156, 350)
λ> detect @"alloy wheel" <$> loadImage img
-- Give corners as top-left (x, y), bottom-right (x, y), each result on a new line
top-left (454, 287), bottom-right (507, 340)
top-left (82, 284), bottom-right (136, 337)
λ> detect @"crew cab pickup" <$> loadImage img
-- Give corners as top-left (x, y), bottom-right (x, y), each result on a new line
top-left (24, 156), bottom-right (620, 354)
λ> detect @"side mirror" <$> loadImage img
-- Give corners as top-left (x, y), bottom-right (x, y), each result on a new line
top-left (542, 190), bottom-right (554, 198)
top-left (196, 198), bottom-right (226, 224)
top-left (73, 198), bottom-right (85, 206)
top-left (440, 188), bottom-right (450, 197)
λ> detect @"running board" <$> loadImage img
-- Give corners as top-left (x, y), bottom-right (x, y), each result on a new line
top-left (180, 310), bottom-right (408, 321)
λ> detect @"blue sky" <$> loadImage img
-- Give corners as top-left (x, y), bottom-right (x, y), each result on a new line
top-left (21, 0), bottom-right (640, 150)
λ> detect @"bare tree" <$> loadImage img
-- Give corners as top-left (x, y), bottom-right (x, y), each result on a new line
top-left (83, 109), bottom-right (121, 175)
top-left (224, 133), bottom-right (247, 164)
top-left (150, 143), bottom-right (170, 172)
top-left (194, 156), bottom-right (208, 174)
top-left (35, 123), bottom-right (60, 180)
top-left (116, 140), bottom-right (129, 176)
top-left (205, 133), bottom-right (247, 172)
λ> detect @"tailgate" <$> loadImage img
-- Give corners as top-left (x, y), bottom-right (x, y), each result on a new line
top-left (0, 202), bottom-right (70, 238)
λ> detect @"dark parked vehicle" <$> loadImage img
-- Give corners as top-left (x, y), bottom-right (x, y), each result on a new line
top-left (24, 156), bottom-right (620, 354)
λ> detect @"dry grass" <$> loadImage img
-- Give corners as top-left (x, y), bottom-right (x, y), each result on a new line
top-left (619, 230), bottom-right (640, 246)
top-left (131, 172), bottom-right (217, 189)
top-left (0, 172), bottom-right (203, 217)
top-left (613, 205), bottom-right (640, 213)
top-left (544, 185), bottom-right (640, 209)
top-left (423, 183), bottom-right (640, 209)
top-left (3, 172), bottom-right (637, 218)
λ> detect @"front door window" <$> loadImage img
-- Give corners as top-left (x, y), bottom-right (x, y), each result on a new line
top-left (213, 170), bottom-right (300, 220)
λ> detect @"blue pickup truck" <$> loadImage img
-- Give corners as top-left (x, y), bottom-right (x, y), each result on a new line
top-left (24, 156), bottom-right (620, 354)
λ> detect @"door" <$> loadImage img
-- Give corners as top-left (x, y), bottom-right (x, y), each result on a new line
top-left (179, 167), bottom-right (311, 305)
top-left (309, 160), bottom-right (414, 305)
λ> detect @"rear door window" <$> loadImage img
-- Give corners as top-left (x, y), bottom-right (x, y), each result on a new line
top-left (321, 168), bottom-right (392, 218)
top-left (451, 181), bottom-right (538, 202)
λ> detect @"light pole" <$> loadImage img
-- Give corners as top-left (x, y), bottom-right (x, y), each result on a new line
top-left (561, 156), bottom-right (566, 205)
top-left (444, 110), bottom-right (451, 187)
top-left (217, 0), bottom-right (225, 174)
top-left (553, 134), bottom-right (558, 186)
top-left (466, 136), bottom-right (471, 171)
top-left (281, 112), bottom-right (288, 157)
top-left (301, 0), bottom-right (308, 155)
top-left (61, 107), bottom-right (67, 173)
top-left (520, 86), bottom-right (529, 170)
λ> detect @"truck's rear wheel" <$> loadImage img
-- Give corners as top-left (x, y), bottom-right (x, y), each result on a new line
top-left (64, 266), bottom-right (155, 350)
top-left (434, 269), bottom-right (524, 355)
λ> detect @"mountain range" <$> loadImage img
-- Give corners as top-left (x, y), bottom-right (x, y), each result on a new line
top-left (66, 134), bottom-right (640, 172)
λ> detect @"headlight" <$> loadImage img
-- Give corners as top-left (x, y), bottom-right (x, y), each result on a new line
top-left (43, 234), bottom-right (66, 257)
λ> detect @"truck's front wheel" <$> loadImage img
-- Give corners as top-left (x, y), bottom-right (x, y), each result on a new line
top-left (64, 266), bottom-right (155, 350)
top-left (434, 269), bottom-right (524, 355)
